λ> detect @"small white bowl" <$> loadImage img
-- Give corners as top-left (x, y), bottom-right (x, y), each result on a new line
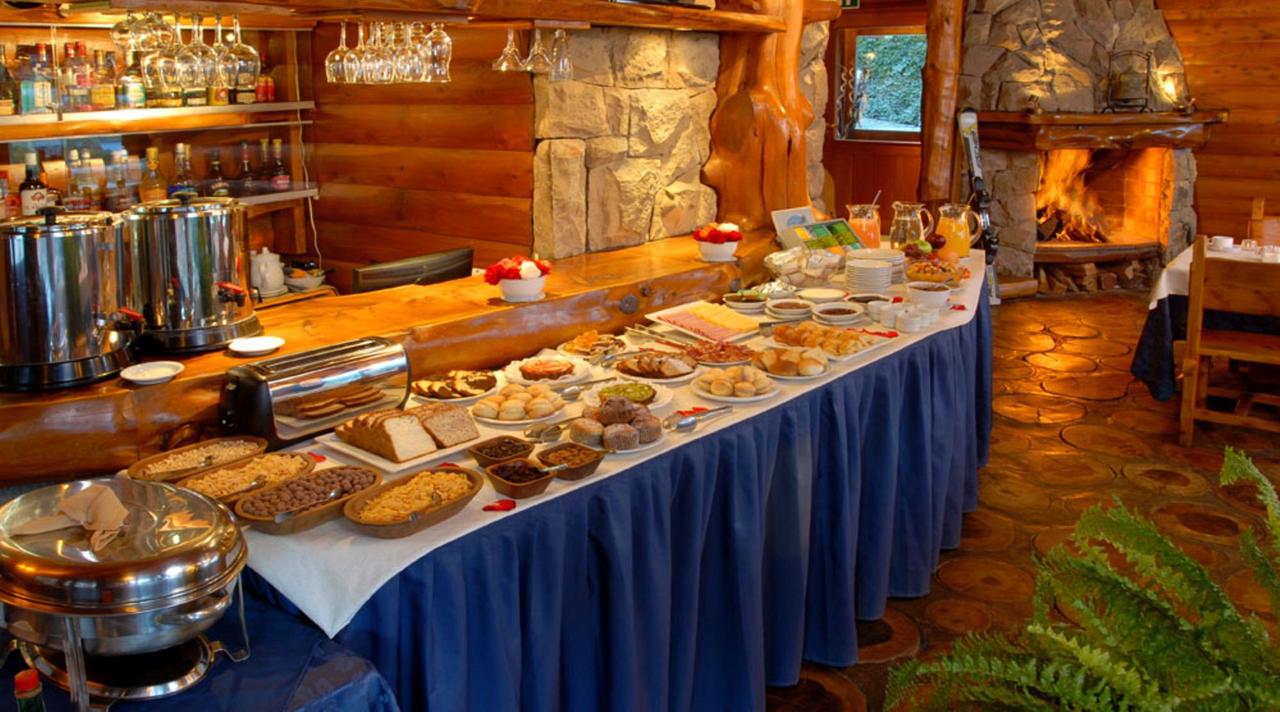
top-left (285, 274), bottom-right (325, 291)
top-left (796, 287), bottom-right (846, 303)
top-left (229, 335), bottom-right (285, 357)
top-left (906, 281), bottom-right (951, 309)
top-left (499, 275), bottom-right (546, 303)
top-left (697, 240), bottom-right (739, 262)
top-left (812, 302), bottom-right (864, 324)
top-left (764, 298), bottom-right (815, 317)
top-left (723, 293), bottom-right (767, 313)
top-left (121, 361), bottom-right (184, 385)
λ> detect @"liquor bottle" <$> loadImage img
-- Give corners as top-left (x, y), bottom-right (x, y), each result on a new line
top-left (90, 50), bottom-right (116, 111)
top-left (118, 51), bottom-right (146, 109)
top-left (14, 668), bottom-right (47, 712)
top-left (64, 149), bottom-right (88, 210)
top-left (0, 46), bottom-right (18, 116)
top-left (19, 153), bottom-right (48, 215)
top-left (0, 171), bottom-right (11, 218)
top-left (233, 141), bottom-right (257, 197)
top-left (138, 147), bottom-right (168, 202)
top-left (204, 148), bottom-right (231, 197)
top-left (103, 152), bottom-right (127, 211)
top-left (169, 143), bottom-right (197, 196)
top-left (18, 44), bottom-right (53, 114)
top-left (59, 43), bottom-right (91, 113)
top-left (253, 137), bottom-right (271, 190)
top-left (78, 151), bottom-right (102, 209)
top-left (269, 138), bottom-right (291, 192)
top-left (230, 16), bottom-right (259, 105)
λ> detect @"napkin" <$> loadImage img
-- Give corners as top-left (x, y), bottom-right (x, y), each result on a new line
top-left (9, 484), bottom-right (129, 551)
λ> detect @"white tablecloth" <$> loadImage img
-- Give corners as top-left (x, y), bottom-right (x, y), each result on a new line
top-left (1148, 241), bottom-right (1263, 307)
top-left (245, 256), bottom-right (988, 637)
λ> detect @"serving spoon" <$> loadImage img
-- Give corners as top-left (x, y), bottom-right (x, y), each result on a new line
top-left (272, 486), bottom-right (343, 524)
top-left (661, 406), bottom-right (733, 432)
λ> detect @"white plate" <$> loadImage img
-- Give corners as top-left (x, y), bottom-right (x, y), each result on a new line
top-left (761, 335), bottom-right (891, 363)
top-left (693, 385), bottom-right (781, 404)
top-left (503, 355), bottom-right (592, 386)
top-left (556, 335), bottom-right (627, 359)
top-left (228, 335), bottom-right (285, 357)
top-left (765, 299), bottom-right (816, 316)
top-left (120, 361), bottom-right (184, 385)
top-left (769, 370), bottom-right (829, 382)
top-left (582, 381), bottom-right (674, 411)
top-left (258, 285), bottom-right (288, 299)
top-left (612, 363), bottom-right (704, 386)
top-left (316, 433), bottom-right (479, 474)
top-left (796, 288), bottom-right (846, 303)
top-left (723, 300), bottom-right (767, 314)
top-left (645, 302), bottom-right (758, 343)
top-left (473, 404), bottom-right (572, 427)
top-left (606, 430), bottom-right (667, 455)
top-left (410, 372), bottom-right (503, 404)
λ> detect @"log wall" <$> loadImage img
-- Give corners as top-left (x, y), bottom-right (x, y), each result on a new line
top-left (1161, 0), bottom-right (1280, 237)
top-left (308, 25), bottom-right (535, 291)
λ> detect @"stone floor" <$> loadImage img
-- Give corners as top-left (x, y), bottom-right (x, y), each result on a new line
top-left (764, 291), bottom-right (1280, 712)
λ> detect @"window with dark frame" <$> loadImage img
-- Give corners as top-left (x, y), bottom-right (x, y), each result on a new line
top-left (833, 28), bottom-right (927, 141)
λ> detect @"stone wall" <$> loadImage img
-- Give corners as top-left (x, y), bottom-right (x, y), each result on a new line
top-left (533, 29), bottom-right (720, 259)
top-left (960, 0), bottom-right (1197, 278)
top-left (799, 22), bottom-right (831, 215)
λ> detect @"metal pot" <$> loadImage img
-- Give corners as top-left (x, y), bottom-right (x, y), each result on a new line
top-left (0, 477), bottom-right (247, 657)
top-left (126, 194), bottom-right (261, 352)
top-left (0, 208), bottom-right (141, 390)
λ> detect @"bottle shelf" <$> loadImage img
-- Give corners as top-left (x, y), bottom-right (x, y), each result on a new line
top-left (0, 101), bottom-right (314, 143)
top-left (239, 185), bottom-right (318, 209)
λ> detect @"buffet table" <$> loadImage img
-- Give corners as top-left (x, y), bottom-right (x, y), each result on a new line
top-left (243, 257), bottom-right (993, 712)
top-left (1133, 244), bottom-right (1280, 400)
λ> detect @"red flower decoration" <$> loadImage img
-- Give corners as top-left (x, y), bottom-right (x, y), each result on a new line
top-left (482, 256), bottom-right (553, 286)
top-left (692, 222), bottom-right (743, 244)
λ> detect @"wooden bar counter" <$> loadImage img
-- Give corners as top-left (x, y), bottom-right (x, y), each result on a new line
top-left (0, 233), bottom-right (775, 484)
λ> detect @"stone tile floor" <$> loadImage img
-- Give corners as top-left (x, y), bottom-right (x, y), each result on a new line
top-left (765, 291), bottom-right (1280, 711)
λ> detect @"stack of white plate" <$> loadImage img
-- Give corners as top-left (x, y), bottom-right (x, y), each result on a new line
top-left (846, 259), bottom-right (894, 293)
top-left (852, 248), bottom-right (906, 283)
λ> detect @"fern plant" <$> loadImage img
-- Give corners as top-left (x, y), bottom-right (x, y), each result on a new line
top-left (886, 448), bottom-right (1280, 711)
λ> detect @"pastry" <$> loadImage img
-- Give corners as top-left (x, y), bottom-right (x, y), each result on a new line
top-left (771, 321), bottom-right (887, 358)
top-left (615, 351), bottom-right (697, 380)
top-left (631, 414), bottom-right (662, 444)
top-left (602, 424), bottom-right (640, 451)
top-left (597, 382), bottom-right (657, 405)
top-left (559, 330), bottom-right (625, 357)
top-left (598, 396), bottom-right (637, 426)
top-left (519, 358), bottom-right (576, 381)
top-left (694, 365), bottom-right (774, 399)
top-left (472, 383), bottom-right (566, 422)
top-left (411, 370), bottom-right (498, 400)
top-left (569, 418), bottom-right (605, 447)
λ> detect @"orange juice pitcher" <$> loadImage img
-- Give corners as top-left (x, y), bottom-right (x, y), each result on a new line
top-left (937, 203), bottom-right (981, 258)
top-left (845, 204), bottom-right (881, 248)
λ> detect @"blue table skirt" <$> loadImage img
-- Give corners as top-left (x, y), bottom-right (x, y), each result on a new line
top-left (0, 590), bottom-right (398, 712)
top-left (252, 295), bottom-right (992, 712)
top-left (1133, 295), bottom-right (1280, 401)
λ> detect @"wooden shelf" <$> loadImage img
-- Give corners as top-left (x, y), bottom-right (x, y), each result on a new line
top-left (135, 0), bottom-right (785, 33)
top-left (239, 186), bottom-right (319, 207)
top-left (0, 102), bottom-right (315, 143)
top-left (977, 110), bottom-right (1229, 151)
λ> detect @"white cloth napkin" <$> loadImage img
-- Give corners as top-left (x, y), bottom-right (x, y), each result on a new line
top-left (9, 484), bottom-right (129, 551)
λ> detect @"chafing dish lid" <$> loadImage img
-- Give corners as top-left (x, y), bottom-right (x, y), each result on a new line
top-left (0, 477), bottom-right (246, 615)
top-left (128, 194), bottom-right (240, 217)
top-left (0, 209), bottom-right (117, 240)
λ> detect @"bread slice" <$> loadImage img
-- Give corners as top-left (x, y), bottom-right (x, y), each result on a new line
top-left (337, 409), bottom-right (436, 462)
top-left (408, 403), bottom-right (479, 448)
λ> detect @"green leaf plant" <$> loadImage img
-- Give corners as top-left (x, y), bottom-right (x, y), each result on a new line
top-left (886, 448), bottom-right (1280, 711)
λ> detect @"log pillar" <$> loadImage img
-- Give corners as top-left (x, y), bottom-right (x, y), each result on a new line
top-left (917, 0), bottom-right (965, 207)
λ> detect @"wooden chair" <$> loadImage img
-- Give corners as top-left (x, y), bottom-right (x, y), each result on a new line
top-left (1248, 197), bottom-right (1280, 245)
top-left (1180, 234), bottom-right (1280, 446)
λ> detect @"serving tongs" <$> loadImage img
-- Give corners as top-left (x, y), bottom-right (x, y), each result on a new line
top-left (550, 376), bottom-right (614, 400)
top-left (524, 417), bottom-right (578, 443)
top-left (661, 406), bottom-right (733, 432)
top-left (624, 324), bottom-right (703, 349)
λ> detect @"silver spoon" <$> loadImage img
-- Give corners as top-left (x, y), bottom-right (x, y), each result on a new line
top-left (553, 377), bottom-right (615, 401)
top-left (661, 405), bottom-right (733, 432)
top-left (524, 417), bottom-right (576, 442)
top-left (272, 486), bottom-right (343, 524)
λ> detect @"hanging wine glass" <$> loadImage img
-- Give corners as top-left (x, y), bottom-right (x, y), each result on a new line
top-left (409, 22), bottom-right (430, 83)
top-left (424, 22), bottom-right (452, 84)
top-left (393, 22), bottom-right (423, 84)
top-left (368, 22), bottom-right (396, 85)
top-left (111, 11), bottom-right (140, 54)
top-left (549, 29), bottom-right (572, 82)
top-left (177, 15), bottom-right (218, 96)
top-left (493, 28), bottom-right (525, 72)
top-left (342, 21), bottom-right (366, 84)
top-left (211, 15), bottom-right (237, 101)
top-left (229, 14), bottom-right (262, 103)
top-left (325, 21), bottom-right (350, 83)
top-left (141, 12), bottom-right (175, 51)
top-left (524, 29), bottom-right (552, 74)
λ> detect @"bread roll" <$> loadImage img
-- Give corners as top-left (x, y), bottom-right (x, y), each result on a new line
top-left (710, 378), bottom-right (734, 396)
top-left (473, 400), bottom-right (499, 419)
top-left (498, 404), bottom-right (526, 421)
top-left (734, 381), bottom-right (756, 397)
top-left (797, 357), bottom-right (824, 377)
top-left (526, 401), bottom-right (555, 419)
top-left (570, 418), bottom-right (604, 447)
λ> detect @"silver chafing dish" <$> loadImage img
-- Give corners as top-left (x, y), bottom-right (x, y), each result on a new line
top-left (0, 477), bottom-right (248, 708)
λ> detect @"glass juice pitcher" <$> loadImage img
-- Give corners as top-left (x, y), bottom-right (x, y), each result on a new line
top-left (888, 201), bottom-right (933, 249)
top-left (936, 203), bottom-right (982, 258)
top-left (845, 204), bottom-right (881, 248)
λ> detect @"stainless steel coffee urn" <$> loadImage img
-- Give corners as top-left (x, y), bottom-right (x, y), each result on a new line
top-left (126, 194), bottom-right (261, 352)
top-left (0, 209), bottom-right (141, 390)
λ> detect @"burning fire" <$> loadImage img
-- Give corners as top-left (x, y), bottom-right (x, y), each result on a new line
top-left (1037, 149), bottom-right (1106, 243)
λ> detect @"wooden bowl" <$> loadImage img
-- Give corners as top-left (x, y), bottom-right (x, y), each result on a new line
top-left (127, 436), bottom-right (268, 482)
top-left (483, 458), bottom-right (556, 499)
top-left (234, 466), bottom-right (383, 536)
top-left (176, 452), bottom-right (316, 505)
top-left (536, 442), bottom-right (605, 481)
top-left (343, 466), bottom-right (484, 539)
top-left (467, 435), bottom-right (535, 469)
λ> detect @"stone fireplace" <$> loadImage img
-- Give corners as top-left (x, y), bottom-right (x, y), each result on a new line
top-left (958, 0), bottom-right (1223, 291)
